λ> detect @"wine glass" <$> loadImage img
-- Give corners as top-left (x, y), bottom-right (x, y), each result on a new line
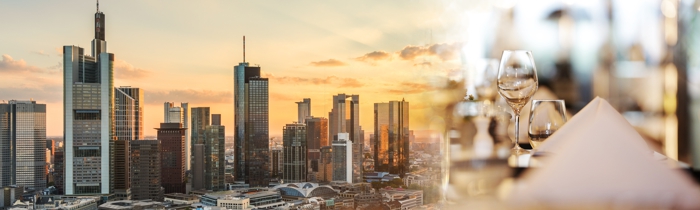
top-left (528, 100), bottom-right (567, 149)
top-left (474, 59), bottom-right (499, 102)
top-left (497, 50), bottom-right (538, 154)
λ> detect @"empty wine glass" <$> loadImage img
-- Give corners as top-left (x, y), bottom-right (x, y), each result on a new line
top-left (528, 100), bottom-right (567, 149)
top-left (497, 50), bottom-right (538, 154)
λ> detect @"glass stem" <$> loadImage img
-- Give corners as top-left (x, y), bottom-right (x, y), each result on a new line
top-left (514, 113), bottom-right (520, 149)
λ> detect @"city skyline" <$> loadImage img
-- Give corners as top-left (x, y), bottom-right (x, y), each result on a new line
top-left (0, 1), bottom-right (465, 138)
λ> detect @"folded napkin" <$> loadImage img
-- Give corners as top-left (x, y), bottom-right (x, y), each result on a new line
top-left (507, 97), bottom-right (700, 209)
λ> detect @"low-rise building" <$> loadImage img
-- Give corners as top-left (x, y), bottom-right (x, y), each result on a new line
top-left (98, 200), bottom-right (165, 210)
top-left (31, 196), bottom-right (99, 210)
top-left (164, 193), bottom-right (200, 205)
top-left (379, 188), bottom-right (423, 210)
top-left (200, 189), bottom-right (285, 209)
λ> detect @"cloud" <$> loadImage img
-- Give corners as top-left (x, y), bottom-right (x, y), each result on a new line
top-left (31, 50), bottom-right (50, 56)
top-left (267, 74), bottom-right (364, 88)
top-left (145, 89), bottom-right (232, 105)
top-left (47, 62), bottom-right (62, 70)
top-left (0, 54), bottom-right (44, 74)
top-left (114, 59), bottom-right (151, 79)
top-left (309, 59), bottom-right (346, 67)
top-left (0, 84), bottom-right (62, 103)
top-left (387, 82), bottom-right (434, 94)
top-left (355, 51), bottom-right (391, 62)
top-left (398, 43), bottom-right (462, 61)
top-left (413, 61), bottom-right (431, 67)
top-left (55, 47), bottom-right (63, 56)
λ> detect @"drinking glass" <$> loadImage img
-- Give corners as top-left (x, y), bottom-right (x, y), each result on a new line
top-left (497, 50), bottom-right (538, 154)
top-left (528, 100), bottom-right (567, 149)
top-left (474, 59), bottom-right (499, 102)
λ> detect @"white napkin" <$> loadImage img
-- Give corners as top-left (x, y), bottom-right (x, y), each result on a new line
top-left (508, 97), bottom-right (700, 209)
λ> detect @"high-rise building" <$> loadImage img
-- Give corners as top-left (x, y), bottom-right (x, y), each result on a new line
top-left (319, 146), bottom-right (333, 182)
top-left (203, 119), bottom-right (225, 191)
top-left (373, 100), bottom-right (409, 177)
top-left (296, 99), bottom-right (311, 124)
top-left (192, 144), bottom-right (205, 191)
top-left (0, 100), bottom-right (47, 190)
top-left (114, 87), bottom-right (144, 141)
top-left (113, 139), bottom-right (130, 200)
top-left (130, 140), bottom-right (163, 201)
top-left (328, 94), bottom-right (363, 183)
top-left (164, 102), bottom-right (189, 170)
top-left (54, 150), bottom-right (65, 194)
top-left (157, 123), bottom-right (187, 194)
top-left (332, 133), bottom-right (352, 183)
top-left (270, 143), bottom-right (283, 178)
top-left (305, 117), bottom-right (328, 173)
top-left (63, 2), bottom-right (114, 195)
top-left (282, 123), bottom-right (306, 183)
top-left (233, 45), bottom-right (270, 187)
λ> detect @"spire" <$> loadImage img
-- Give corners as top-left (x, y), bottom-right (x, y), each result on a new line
top-left (243, 36), bottom-right (246, 63)
top-left (97, 0), bottom-right (99, 13)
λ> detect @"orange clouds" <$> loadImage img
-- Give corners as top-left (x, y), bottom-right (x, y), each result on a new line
top-left (309, 59), bottom-right (346, 67)
top-left (398, 43), bottom-right (462, 61)
top-left (355, 51), bottom-right (391, 62)
top-left (0, 54), bottom-right (45, 74)
top-left (114, 59), bottom-right (151, 80)
top-left (267, 75), bottom-right (364, 88)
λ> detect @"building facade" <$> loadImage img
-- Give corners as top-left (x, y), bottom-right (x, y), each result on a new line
top-left (114, 87), bottom-right (143, 141)
top-left (328, 94), bottom-right (363, 183)
top-left (305, 117), bottom-right (328, 174)
top-left (283, 123), bottom-right (306, 183)
top-left (113, 139), bottom-right (130, 200)
top-left (234, 61), bottom-right (270, 187)
top-left (0, 100), bottom-right (46, 190)
top-left (191, 107), bottom-right (210, 161)
top-left (164, 102), bottom-right (190, 171)
top-left (296, 98), bottom-right (310, 124)
top-left (332, 133), bottom-right (352, 183)
top-left (270, 143), bottom-right (283, 178)
top-left (192, 144), bottom-right (205, 191)
top-left (319, 146), bottom-right (333, 182)
top-left (373, 100), bottom-right (409, 177)
top-left (130, 140), bottom-right (163, 201)
top-left (63, 3), bottom-right (114, 195)
top-left (204, 121), bottom-right (226, 191)
top-left (158, 123), bottom-right (187, 194)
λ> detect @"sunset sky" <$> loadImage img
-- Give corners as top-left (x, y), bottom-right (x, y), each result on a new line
top-left (0, 0), bottom-right (474, 138)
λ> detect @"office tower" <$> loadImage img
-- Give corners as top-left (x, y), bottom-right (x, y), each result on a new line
top-left (296, 99), bottom-right (311, 124)
top-left (212, 114), bottom-right (221, 126)
top-left (374, 100), bottom-right (410, 176)
top-left (164, 102), bottom-right (189, 170)
top-left (332, 133), bottom-right (352, 183)
top-left (63, 2), bottom-right (114, 195)
top-left (204, 119), bottom-right (225, 191)
top-left (270, 144), bottom-right (283, 178)
top-left (158, 123), bottom-right (186, 194)
top-left (305, 117), bottom-right (328, 173)
top-left (114, 87), bottom-right (144, 141)
top-left (328, 94), bottom-right (363, 183)
top-left (113, 140), bottom-right (130, 200)
top-left (54, 150), bottom-right (64, 194)
top-left (233, 46), bottom-right (270, 187)
top-left (130, 140), bottom-right (163, 201)
top-left (0, 100), bottom-right (46, 190)
top-left (192, 144), bottom-right (204, 190)
top-left (282, 123), bottom-right (306, 183)
top-left (191, 107), bottom-right (210, 155)
top-left (319, 146), bottom-right (333, 182)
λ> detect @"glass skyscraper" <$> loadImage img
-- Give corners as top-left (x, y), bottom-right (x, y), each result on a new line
top-left (296, 98), bottom-right (311, 124)
top-left (63, 2), bottom-right (114, 195)
top-left (0, 100), bottom-right (46, 190)
top-left (234, 61), bottom-right (270, 187)
top-left (373, 100), bottom-right (409, 177)
top-left (328, 94), bottom-right (363, 183)
top-left (283, 123), bottom-right (307, 183)
top-left (305, 117), bottom-right (328, 173)
top-left (164, 102), bottom-right (189, 170)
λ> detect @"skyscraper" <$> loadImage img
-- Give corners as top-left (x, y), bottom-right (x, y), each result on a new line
top-left (130, 140), bottom-right (163, 201)
top-left (164, 102), bottom-right (189, 170)
top-left (157, 123), bottom-right (187, 194)
top-left (270, 143), bottom-right (283, 178)
top-left (373, 100), bottom-right (409, 177)
top-left (63, 2), bottom-right (114, 195)
top-left (114, 87), bottom-right (143, 141)
top-left (191, 107), bottom-right (210, 167)
top-left (328, 94), bottom-right (363, 183)
top-left (234, 40), bottom-right (270, 187)
top-left (192, 144), bottom-right (204, 191)
top-left (282, 123), bottom-right (306, 183)
top-left (332, 133), bottom-right (352, 183)
top-left (203, 118), bottom-right (225, 191)
top-left (0, 100), bottom-right (47, 190)
top-left (113, 139), bottom-right (130, 200)
top-left (296, 98), bottom-right (311, 124)
top-left (305, 117), bottom-right (328, 173)
top-left (319, 146), bottom-right (333, 182)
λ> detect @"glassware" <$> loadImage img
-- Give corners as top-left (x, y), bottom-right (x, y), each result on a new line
top-left (528, 100), bottom-right (567, 149)
top-left (474, 59), bottom-right (499, 102)
top-left (497, 50), bottom-right (538, 154)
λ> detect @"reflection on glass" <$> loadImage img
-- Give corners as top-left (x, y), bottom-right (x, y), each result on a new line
top-left (497, 50), bottom-right (539, 154)
top-left (528, 100), bottom-right (567, 149)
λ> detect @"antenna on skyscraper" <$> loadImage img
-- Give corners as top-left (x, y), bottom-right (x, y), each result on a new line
top-left (243, 36), bottom-right (246, 63)
top-left (97, 0), bottom-right (99, 13)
